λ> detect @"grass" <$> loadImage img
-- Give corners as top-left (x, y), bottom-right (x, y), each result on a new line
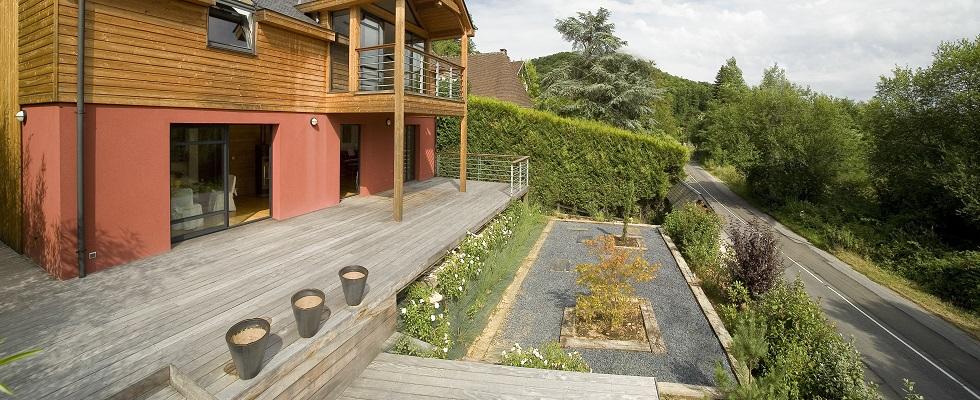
top-left (705, 165), bottom-right (980, 341)
top-left (445, 205), bottom-right (549, 359)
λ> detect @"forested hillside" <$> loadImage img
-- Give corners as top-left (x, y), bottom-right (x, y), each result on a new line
top-left (691, 38), bottom-right (980, 314)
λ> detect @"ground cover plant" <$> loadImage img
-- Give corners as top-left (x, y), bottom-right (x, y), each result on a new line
top-left (499, 342), bottom-right (590, 372)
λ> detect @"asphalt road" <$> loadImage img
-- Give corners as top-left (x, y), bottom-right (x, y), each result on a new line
top-left (684, 164), bottom-right (980, 400)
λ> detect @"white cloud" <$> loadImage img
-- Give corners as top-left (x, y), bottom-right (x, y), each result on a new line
top-left (466, 0), bottom-right (979, 99)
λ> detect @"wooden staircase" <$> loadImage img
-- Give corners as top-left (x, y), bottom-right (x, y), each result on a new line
top-left (339, 353), bottom-right (661, 399)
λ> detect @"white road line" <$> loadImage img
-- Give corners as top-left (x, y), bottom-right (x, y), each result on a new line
top-left (687, 169), bottom-right (980, 399)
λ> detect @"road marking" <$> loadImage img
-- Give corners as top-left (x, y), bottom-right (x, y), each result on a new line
top-left (686, 168), bottom-right (980, 399)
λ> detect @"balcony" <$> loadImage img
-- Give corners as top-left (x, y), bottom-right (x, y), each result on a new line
top-left (356, 44), bottom-right (464, 101)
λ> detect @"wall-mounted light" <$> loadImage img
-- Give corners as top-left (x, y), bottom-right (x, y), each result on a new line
top-left (386, 118), bottom-right (392, 127)
top-left (310, 117), bottom-right (318, 126)
top-left (15, 110), bottom-right (26, 123)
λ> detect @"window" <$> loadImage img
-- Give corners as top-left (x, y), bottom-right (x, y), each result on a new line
top-left (208, 1), bottom-right (255, 53)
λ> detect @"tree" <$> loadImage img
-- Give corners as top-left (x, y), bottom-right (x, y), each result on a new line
top-left (713, 57), bottom-right (748, 104)
top-left (538, 9), bottom-right (661, 132)
top-left (575, 235), bottom-right (658, 338)
top-left (866, 35), bottom-right (980, 237)
top-left (553, 8), bottom-right (626, 61)
top-left (431, 38), bottom-right (477, 57)
top-left (520, 60), bottom-right (541, 101)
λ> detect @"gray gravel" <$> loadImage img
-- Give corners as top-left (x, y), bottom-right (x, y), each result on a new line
top-left (494, 221), bottom-right (733, 386)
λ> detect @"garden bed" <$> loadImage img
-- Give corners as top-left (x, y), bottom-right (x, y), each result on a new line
top-left (485, 220), bottom-right (733, 386)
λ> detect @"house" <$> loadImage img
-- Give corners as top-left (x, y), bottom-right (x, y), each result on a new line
top-left (3, 0), bottom-right (476, 279)
top-left (449, 50), bottom-right (533, 107)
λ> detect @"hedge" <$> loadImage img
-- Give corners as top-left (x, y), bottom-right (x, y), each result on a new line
top-left (438, 96), bottom-right (689, 218)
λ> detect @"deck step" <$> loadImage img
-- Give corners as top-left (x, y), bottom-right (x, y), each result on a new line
top-left (339, 353), bottom-right (660, 399)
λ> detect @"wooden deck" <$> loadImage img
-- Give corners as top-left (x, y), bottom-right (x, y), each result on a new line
top-left (340, 353), bottom-right (661, 400)
top-left (0, 178), bottom-right (521, 400)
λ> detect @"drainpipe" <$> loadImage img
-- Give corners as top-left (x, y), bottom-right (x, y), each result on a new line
top-left (76, 0), bottom-right (86, 277)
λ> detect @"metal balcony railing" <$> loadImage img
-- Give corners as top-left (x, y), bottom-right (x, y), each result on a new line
top-left (437, 153), bottom-right (530, 197)
top-left (356, 44), bottom-right (464, 101)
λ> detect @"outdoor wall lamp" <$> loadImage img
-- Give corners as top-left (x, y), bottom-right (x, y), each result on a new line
top-left (310, 117), bottom-right (318, 126)
top-left (386, 118), bottom-right (393, 127)
top-left (15, 110), bottom-right (26, 123)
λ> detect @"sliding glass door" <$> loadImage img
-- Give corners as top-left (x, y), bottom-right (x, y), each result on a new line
top-left (170, 125), bottom-right (229, 242)
top-left (404, 125), bottom-right (417, 181)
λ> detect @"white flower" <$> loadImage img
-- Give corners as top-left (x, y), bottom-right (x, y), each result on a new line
top-left (457, 286), bottom-right (463, 292)
top-left (434, 302), bottom-right (440, 309)
top-left (501, 350), bottom-right (507, 356)
top-left (400, 307), bottom-right (406, 314)
top-left (430, 315), bottom-right (436, 321)
top-left (443, 347), bottom-right (448, 353)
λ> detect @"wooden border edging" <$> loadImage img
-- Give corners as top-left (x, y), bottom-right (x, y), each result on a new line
top-left (659, 229), bottom-right (745, 385)
top-left (656, 381), bottom-right (724, 400)
top-left (464, 218), bottom-right (556, 361)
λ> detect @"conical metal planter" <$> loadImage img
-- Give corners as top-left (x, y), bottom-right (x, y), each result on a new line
top-left (291, 289), bottom-right (326, 338)
top-left (339, 265), bottom-right (369, 306)
top-left (225, 318), bottom-right (270, 380)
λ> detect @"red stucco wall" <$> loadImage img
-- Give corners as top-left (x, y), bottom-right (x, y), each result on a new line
top-left (329, 115), bottom-right (436, 196)
top-left (21, 104), bottom-right (343, 277)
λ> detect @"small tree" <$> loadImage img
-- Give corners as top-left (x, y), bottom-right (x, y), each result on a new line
top-left (726, 220), bottom-right (782, 299)
top-left (575, 235), bottom-right (659, 338)
top-left (620, 183), bottom-right (637, 243)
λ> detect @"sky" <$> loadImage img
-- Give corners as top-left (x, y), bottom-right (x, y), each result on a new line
top-left (465, 0), bottom-right (980, 100)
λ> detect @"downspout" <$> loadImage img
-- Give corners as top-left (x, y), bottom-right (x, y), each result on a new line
top-left (76, 0), bottom-right (86, 277)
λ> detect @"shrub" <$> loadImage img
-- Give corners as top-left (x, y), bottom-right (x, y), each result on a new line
top-left (439, 96), bottom-right (689, 218)
top-left (662, 203), bottom-right (723, 269)
top-left (575, 235), bottom-right (658, 338)
top-left (499, 342), bottom-right (590, 372)
top-left (726, 220), bottom-right (782, 299)
top-left (721, 281), bottom-right (881, 400)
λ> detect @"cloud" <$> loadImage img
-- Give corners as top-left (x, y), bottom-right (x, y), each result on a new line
top-left (467, 0), bottom-right (979, 99)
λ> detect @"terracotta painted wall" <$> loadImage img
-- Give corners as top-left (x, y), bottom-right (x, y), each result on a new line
top-left (21, 105), bottom-right (78, 278)
top-left (329, 114), bottom-right (437, 196)
top-left (21, 103), bottom-right (340, 277)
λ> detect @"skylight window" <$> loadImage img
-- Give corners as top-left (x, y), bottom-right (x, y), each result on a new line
top-left (208, 1), bottom-right (255, 53)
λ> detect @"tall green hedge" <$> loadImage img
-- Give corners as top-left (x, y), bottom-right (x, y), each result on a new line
top-left (439, 96), bottom-right (688, 217)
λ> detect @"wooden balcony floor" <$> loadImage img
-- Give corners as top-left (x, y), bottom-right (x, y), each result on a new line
top-left (0, 178), bottom-right (519, 400)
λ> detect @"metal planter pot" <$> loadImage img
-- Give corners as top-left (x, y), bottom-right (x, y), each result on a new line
top-left (225, 318), bottom-right (270, 380)
top-left (291, 289), bottom-right (326, 338)
top-left (339, 265), bottom-right (369, 306)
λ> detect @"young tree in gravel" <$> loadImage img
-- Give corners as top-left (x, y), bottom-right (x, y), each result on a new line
top-left (575, 235), bottom-right (659, 338)
top-left (726, 220), bottom-right (782, 299)
top-left (539, 8), bottom-right (661, 131)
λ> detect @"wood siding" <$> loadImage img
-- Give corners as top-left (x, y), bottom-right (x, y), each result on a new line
top-left (2, 0), bottom-right (23, 250)
top-left (19, 0), bottom-right (58, 104)
top-left (55, 0), bottom-right (329, 112)
top-left (18, 0), bottom-right (465, 116)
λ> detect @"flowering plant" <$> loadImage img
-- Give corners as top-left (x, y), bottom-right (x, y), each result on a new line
top-left (399, 283), bottom-right (451, 358)
top-left (499, 342), bottom-right (590, 372)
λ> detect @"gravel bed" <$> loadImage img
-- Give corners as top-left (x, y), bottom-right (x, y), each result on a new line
top-left (493, 221), bottom-right (733, 386)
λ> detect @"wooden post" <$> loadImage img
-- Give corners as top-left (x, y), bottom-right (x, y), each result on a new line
top-left (393, 0), bottom-right (406, 221)
top-left (459, 35), bottom-right (469, 192)
top-left (348, 6), bottom-right (361, 92)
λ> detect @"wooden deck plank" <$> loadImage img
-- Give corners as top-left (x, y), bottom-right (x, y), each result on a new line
top-left (340, 353), bottom-right (660, 400)
top-left (0, 179), bottom-right (518, 400)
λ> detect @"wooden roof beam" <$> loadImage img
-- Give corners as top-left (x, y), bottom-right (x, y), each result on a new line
top-left (255, 10), bottom-right (337, 41)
